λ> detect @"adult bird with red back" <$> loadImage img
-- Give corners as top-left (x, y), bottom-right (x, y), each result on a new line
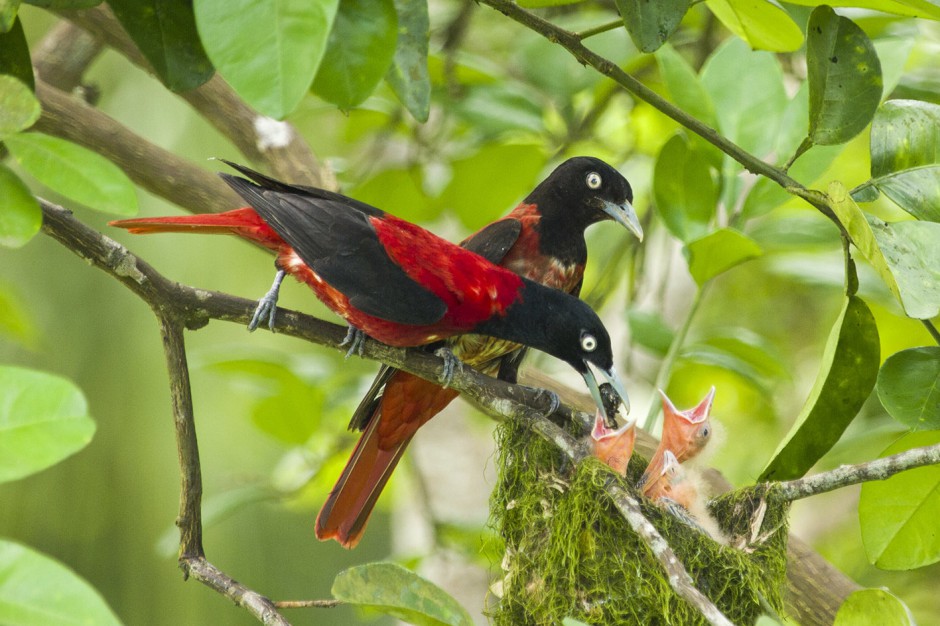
top-left (317, 157), bottom-right (642, 548)
top-left (111, 161), bottom-right (634, 545)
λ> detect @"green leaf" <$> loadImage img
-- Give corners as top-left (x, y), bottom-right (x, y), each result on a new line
top-left (830, 181), bottom-right (940, 320)
top-left (562, 619), bottom-right (591, 626)
top-left (859, 430), bottom-right (940, 570)
top-left (0, 540), bottom-right (122, 625)
top-left (806, 6), bottom-right (883, 146)
top-left (785, 0), bottom-right (940, 20)
top-left (22, 0), bottom-right (102, 8)
top-left (653, 133), bottom-right (718, 242)
top-left (834, 589), bottom-right (915, 626)
top-left (5, 132), bottom-right (138, 215)
top-left (760, 295), bottom-right (879, 481)
top-left (109, 0), bottom-right (214, 92)
top-left (705, 0), bottom-right (803, 52)
top-left (518, 0), bottom-right (584, 6)
top-left (701, 38), bottom-right (788, 158)
top-left (439, 144), bottom-right (545, 231)
top-left (859, 99), bottom-right (940, 222)
top-left (206, 359), bottom-right (323, 444)
top-left (0, 281), bottom-right (37, 347)
top-left (385, 0), bottom-right (429, 122)
top-left (684, 228), bottom-right (763, 286)
top-left (877, 347), bottom-right (940, 430)
top-left (0, 365), bottom-right (96, 483)
top-left (626, 310), bottom-right (674, 357)
top-left (312, 0), bottom-right (398, 110)
top-left (656, 44), bottom-right (717, 129)
top-left (0, 74), bottom-right (40, 138)
top-left (351, 166), bottom-right (439, 223)
top-left (0, 164), bottom-right (40, 248)
top-left (615, 0), bottom-right (690, 53)
top-left (0, 1), bottom-right (21, 32)
top-left (194, 0), bottom-right (339, 119)
top-left (0, 17), bottom-right (33, 87)
top-left (332, 562), bottom-right (473, 626)
top-left (451, 83), bottom-right (545, 136)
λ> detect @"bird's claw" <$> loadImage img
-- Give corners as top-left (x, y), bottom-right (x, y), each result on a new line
top-left (520, 386), bottom-right (560, 418)
top-left (434, 347), bottom-right (463, 388)
top-left (340, 325), bottom-right (367, 359)
top-left (248, 270), bottom-right (285, 332)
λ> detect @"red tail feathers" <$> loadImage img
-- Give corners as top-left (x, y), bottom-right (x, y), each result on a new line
top-left (110, 208), bottom-right (284, 252)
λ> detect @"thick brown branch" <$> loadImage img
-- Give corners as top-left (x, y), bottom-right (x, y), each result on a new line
top-left (32, 20), bottom-right (103, 93)
top-left (58, 7), bottom-right (333, 188)
top-left (773, 443), bottom-right (940, 502)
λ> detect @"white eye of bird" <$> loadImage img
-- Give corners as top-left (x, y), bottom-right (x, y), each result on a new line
top-left (580, 333), bottom-right (598, 352)
top-left (586, 171), bottom-right (602, 189)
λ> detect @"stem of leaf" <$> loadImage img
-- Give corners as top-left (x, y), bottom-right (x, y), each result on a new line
top-left (575, 19), bottom-right (623, 41)
top-left (642, 281), bottom-right (710, 432)
top-left (922, 319), bottom-right (940, 345)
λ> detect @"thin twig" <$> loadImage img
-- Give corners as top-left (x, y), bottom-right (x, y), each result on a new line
top-left (275, 600), bottom-right (342, 609)
top-left (921, 319), bottom-right (940, 345)
top-left (772, 443), bottom-right (940, 502)
top-left (575, 19), bottom-right (623, 41)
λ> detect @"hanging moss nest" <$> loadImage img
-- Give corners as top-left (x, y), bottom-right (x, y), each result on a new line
top-left (488, 418), bottom-right (790, 625)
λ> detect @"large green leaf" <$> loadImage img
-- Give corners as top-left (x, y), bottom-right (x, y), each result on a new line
top-left (385, 0), bottom-right (430, 122)
top-left (109, 0), bottom-right (214, 92)
top-left (0, 164), bottom-right (40, 248)
top-left (760, 294), bottom-right (880, 481)
top-left (0, 1), bottom-right (21, 32)
top-left (5, 132), bottom-right (138, 215)
top-left (806, 6), bottom-right (883, 146)
top-left (332, 562), bottom-right (473, 626)
top-left (439, 144), bottom-right (545, 230)
top-left (351, 165), bottom-right (439, 223)
top-left (0, 540), bottom-right (122, 625)
top-left (615, 0), bottom-right (690, 53)
top-left (0, 74), bottom-right (39, 138)
top-left (653, 133), bottom-right (718, 243)
top-left (656, 44), bottom-right (718, 130)
top-left (312, 0), bottom-right (398, 110)
top-left (833, 589), bottom-right (915, 626)
top-left (701, 38), bottom-right (788, 159)
top-left (786, 0), bottom-right (940, 20)
top-left (859, 430), bottom-right (940, 570)
top-left (830, 181), bottom-right (940, 320)
top-left (0, 365), bottom-right (96, 483)
top-left (877, 347), bottom-right (940, 431)
top-left (627, 310), bottom-right (674, 357)
top-left (684, 228), bottom-right (763, 285)
top-left (855, 100), bottom-right (940, 222)
top-left (705, 0), bottom-right (803, 52)
top-left (194, 0), bottom-right (339, 119)
top-left (0, 18), bottom-right (33, 88)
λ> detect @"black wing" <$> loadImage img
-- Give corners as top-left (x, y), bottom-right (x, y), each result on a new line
top-left (222, 173), bottom-right (447, 326)
top-left (461, 219), bottom-right (522, 265)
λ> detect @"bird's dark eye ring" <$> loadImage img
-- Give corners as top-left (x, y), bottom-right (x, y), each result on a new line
top-left (586, 172), bottom-right (602, 189)
top-left (580, 332), bottom-right (598, 352)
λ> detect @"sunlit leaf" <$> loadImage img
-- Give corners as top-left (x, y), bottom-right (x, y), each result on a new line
top-left (313, 0), bottom-right (398, 109)
top-left (0, 1), bottom-right (21, 32)
top-left (385, 0), bottom-right (430, 122)
top-left (0, 17), bottom-right (32, 87)
top-left (701, 38), bottom-right (788, 158)
top-left (194, 0), bottom-right (339, 119)
top-left (0, 74), bottom-right (39, 138)
top-left (653, 133), bottom-right (718, 242)
top-left (685, 228), bottom-right (763, 285)
top-left (0, 280), bottom-right (37, 347)
top-left (786, 0), bottom-right (940, 20)
top-left (0, 540), bottom-right (122, 625)
top-left (0, 365), bottom-right (96, 483)
top-left (615, 0), bottom-right (690, 53)
top-left (332, 562), bottom-right (473, 626)
top-left (563, 619), bottom-right (591, 626)
top-left (877, 347), bottom-right (940, 430)
top-left (439, 144), bottom-right (545, 230)
top-left (0, 164), bottom-right (40, 248)
top-left (5, 132), bottom-right (138, 215)
top-left (627, 310), bottom-right (674, 357)
top-left (352, 165), bottom-right (438, 223)
top-left (833, 589), bottom-right (915, 626)
top-left (855, 99), bottom-right (940, 222)
top-left (705, 0), bottom-right (803, 52)
top-left (655, 44), bottom-right (718, 133)
top-left (859, 430), bottom-right (940, 570)
top-left (109, 0), bottom-right (214, 92)
top-left (830, 181), bottom-right (940, 320)
top-left (806, 6), bottom-right (882, 145)
top-left (760, 294), bottom-right (880, 481)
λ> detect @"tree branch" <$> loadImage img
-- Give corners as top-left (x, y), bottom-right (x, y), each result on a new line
top-left (31, 20), bottom-right (103, 94)
top-left (58, 6), bottom-right (334, 188)
top-left (772, 443), bottom-right (940, 502)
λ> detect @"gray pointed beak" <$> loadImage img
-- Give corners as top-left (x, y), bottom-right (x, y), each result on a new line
top-left (581, 362), bottom-right (631, 416)
top-left (602, 198), bottom-right (643, 242)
